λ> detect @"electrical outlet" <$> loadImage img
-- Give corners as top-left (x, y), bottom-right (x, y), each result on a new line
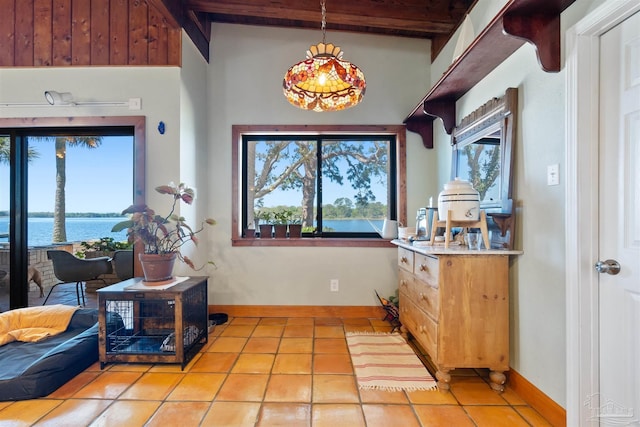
top-left (330, 279), bottom-right (339, 292)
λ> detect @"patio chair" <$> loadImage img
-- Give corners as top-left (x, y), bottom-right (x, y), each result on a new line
top-left (44, 250), bottom-right (112, 306)
top-left (111, 250), bottom-right (134, 281)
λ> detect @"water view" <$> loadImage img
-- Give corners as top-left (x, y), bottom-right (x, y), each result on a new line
top-left (0, 217), bottom-right (384, 246)
top-left (0, 217), bottom-right (128, 247)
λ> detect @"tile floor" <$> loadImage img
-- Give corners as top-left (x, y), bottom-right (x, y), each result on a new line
top-left (0, 286), bottom-right (555, 426)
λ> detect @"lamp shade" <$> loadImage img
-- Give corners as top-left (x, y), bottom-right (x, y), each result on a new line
top-left (283, 43), bottom-right (366, 112)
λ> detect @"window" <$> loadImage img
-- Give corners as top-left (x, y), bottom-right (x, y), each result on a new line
top-left (232, 125), bottom-right (406, 247)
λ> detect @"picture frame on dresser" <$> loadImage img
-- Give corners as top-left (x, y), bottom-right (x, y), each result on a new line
top-left (451, 87), bottom-right (518, 249)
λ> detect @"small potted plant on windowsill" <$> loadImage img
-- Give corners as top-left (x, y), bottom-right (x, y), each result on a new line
top-left (288, 216), bottom-right (303, 238)
top-left (255, 210), bottom-right (273, 239)
top-left (244, 222), bottom-right (256, 238)
top-left (273, 209), bottom-right (293, 239)
top-left (111, 182), bottom-right (216, 282)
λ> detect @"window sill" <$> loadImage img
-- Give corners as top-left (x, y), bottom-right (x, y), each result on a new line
top-left (231, 237), bottom-right (396, 248)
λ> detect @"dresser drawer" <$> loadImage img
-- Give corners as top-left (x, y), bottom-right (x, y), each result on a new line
top-left (398, 269), bottom-right (439, 321)
top-left (398, 247), bottom-right (414, 273)
top-left (412, 278), bottom-right (439, 320)
top-left (414, 254), bottom-right (439, 287)
top-left (399, 291), bottom-right (438, 359)
top-left (398, 269), bottom-right (413, 295)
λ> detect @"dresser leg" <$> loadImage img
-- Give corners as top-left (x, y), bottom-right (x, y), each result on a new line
top-left (400, 325), bottom-right (409, 341)
top-left (435, 369), bottom-right (451, 390)
top-left (489, 370), bottom-right (506, 392)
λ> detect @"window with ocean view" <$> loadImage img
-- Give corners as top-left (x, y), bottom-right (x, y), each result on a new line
top-left (0, 134), bottom-right (134, 247)
top-left (232, 125), bottom-right (406, 246)
top-left (1, 116), bottom-right (145, 310)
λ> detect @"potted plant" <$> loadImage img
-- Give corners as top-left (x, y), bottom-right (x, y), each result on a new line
top-left (244, 222), bottom-right (256, 238)
top-left (75, 237), bottom-right (132, 259)
top-left (272, 208), bottom-right (292, 239)
top-left (288, 215), bottom-right (303, 238)
top-left (255, 210), bottom-right (273, 238)
top-left (112, 182), bottom-right (216, 282)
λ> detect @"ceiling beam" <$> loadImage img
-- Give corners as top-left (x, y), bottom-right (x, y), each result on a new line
top-left (186, 0), bottom-right (459, 35)
top-left (147, 0), bottom-right (183, 26)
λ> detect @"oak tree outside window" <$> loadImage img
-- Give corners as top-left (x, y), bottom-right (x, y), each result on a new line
top-left (232, 125), bottom-right (407, 247)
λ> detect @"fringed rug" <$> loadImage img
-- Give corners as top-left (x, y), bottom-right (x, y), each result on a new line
top-left (346, 332), bottom-right (437, 391)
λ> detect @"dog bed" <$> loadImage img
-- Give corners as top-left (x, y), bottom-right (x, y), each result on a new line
top-left (0, 307), bottom-right (110, 401)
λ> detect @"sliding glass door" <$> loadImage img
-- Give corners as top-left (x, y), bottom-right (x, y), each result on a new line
top-left (0, 117), bottom-right (145, 310)
top-left (0, 132), bottom-right (12, 310)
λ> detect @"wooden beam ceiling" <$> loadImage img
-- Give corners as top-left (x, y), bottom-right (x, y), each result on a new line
top-left (180, 0), bottom-right (475, 61)
top-left (186, 0), bottom-right (467, 36)
top-left (0, 0), bottom-right (473, 67)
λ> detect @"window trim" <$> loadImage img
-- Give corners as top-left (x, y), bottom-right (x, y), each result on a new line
top-left (231, 125), bottom-right (406, 247)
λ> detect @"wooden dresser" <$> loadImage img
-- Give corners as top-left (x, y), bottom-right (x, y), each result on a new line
top-left (394, 240), bottom-right (521, 391)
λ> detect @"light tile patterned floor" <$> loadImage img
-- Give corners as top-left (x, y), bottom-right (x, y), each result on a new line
top-left (0, 288), bottom-right (555, 426)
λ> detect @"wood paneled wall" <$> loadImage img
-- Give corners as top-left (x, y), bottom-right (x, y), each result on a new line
top-left (0, 0), bottom-right (181, 67)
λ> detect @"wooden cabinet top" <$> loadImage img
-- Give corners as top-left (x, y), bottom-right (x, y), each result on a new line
top-left (97, 276), bottom-right (208, 294)
top-left (392, 239), bottom-right (522, 256)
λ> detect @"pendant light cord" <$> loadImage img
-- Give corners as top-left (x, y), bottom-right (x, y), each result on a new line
top-left (321, 0), bottom-right (326, 45)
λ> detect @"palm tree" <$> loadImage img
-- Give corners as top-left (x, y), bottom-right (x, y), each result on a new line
top-left (0, 136), bottom-right (39, 164)
top-left (52, 136), bottom-right (102, 242)
top-left (0, 136), bottom-right (39, 239)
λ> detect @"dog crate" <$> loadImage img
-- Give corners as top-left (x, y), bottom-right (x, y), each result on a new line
top-left (97, 276), bottom-right (208, 369)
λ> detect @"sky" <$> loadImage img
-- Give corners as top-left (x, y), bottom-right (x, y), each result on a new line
top-left (0, 135), bottom-right (134, 213)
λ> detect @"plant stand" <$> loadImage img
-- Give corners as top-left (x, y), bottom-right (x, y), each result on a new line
top-left (429, 210), bottom-right (490, 249)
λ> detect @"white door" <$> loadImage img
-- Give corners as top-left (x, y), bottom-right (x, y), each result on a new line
top-left (597, 10), bottom-right (640, 426)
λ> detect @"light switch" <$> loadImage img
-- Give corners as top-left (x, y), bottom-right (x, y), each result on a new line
top-left (547, 164), bottom-right (559, 186)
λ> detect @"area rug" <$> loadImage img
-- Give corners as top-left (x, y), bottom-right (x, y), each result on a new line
top-left (346, 332), bottom-right (437, 391)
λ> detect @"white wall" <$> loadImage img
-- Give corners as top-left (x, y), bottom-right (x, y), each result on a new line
top-left (0, 66), bottom-right (182, 213)
top-left (428, 0), bottom-right (607, 408)
top-left (206, 24), bottom-right (434, 307)
top-left (177, 32), bottom-right (213, 275)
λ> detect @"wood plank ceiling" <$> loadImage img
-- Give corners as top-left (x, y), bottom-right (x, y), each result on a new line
top-left (0, 0), bottom-right (473, 67)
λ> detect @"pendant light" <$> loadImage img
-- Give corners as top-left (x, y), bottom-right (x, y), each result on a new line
top-left (282, 0), bottom-right (366, 112)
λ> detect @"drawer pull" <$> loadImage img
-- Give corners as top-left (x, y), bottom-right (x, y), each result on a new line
top-left (400, 256), bottom-right (408, 264)
top-left (419, 293), bottom-right (426, 300)
top-left (419, 264), bottom-right (428, 272)
top-left (400, 279), bottom-right (408, 287)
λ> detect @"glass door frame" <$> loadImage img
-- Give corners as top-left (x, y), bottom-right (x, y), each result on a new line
top-left (0, 116), bottom-right (145, 309)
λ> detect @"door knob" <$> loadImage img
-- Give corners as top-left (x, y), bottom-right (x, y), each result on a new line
top-left (595, 259), bottom-right (621, 275)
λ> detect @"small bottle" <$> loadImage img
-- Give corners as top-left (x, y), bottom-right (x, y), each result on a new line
top-left (415, 208), bottom-right (427, 238)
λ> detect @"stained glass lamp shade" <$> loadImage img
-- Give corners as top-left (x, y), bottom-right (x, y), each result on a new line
top-left (283, 42), bottom-right (366, 112)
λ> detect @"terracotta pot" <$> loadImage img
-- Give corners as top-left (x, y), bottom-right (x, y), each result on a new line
top-left (139, 252), bottom-right (177, 282)
top-left (244, 228), bottom-right (256, 238)
top-left (288, 224), bottom-right (302, 238)
top-left (273, 224), bottom-right (287, 238)
top-left (258, 224), bottom-right (272, 238)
